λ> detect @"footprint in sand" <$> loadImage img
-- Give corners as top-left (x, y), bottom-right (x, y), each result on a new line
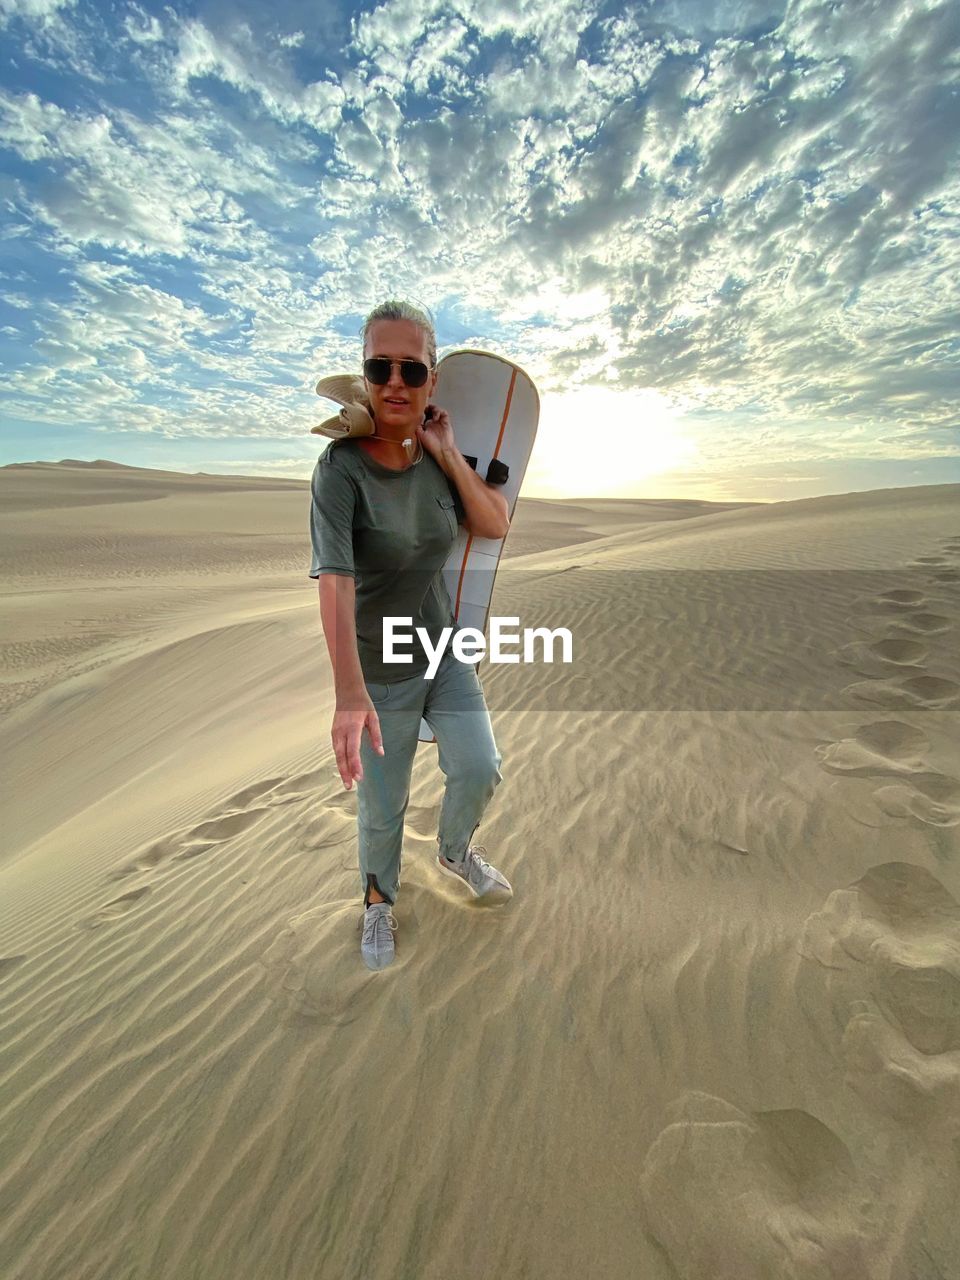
top-left (833, 637), bottom-right (927, 678)
top-left (110, 768), bottom-right (359, 884)
top-left (836, 554), bottom-right (953, 683)
top-left (867, 588), bottom-right (927, 612)
top-left (816, 720), bottom-right (930, 776)
top-left (800, 862), bottom-right (960, 1161)
top-left (258, 899), bottom-right (420, 1021)
top-left (295, 792), bottom-right (357, 872)
top-left (864, 637), bottom-right (928, 665)
top-left (815, 721), bottom-right (960, 827)
top-left (112, 806), bottom-right (270, 878)
top-left (814, 721), bottom-right (960, 829)
top-left (296, 797), bottom-right (443, 876)
top-left (640, 1090), bottom-right (885, 1279)
top-left (171, 808), bottom-right (270, 861)
top-left (77, 886), bottom-right (151, 930)
top-left (799, 863), bottom-right (960, 1127)
top-left (316, 785), bottom-right (356, 815)
top-left (297, 808), bottom-right (355, 849)
top-left (222, 775), bottom-right (299, 808)
top-left (930, 568), bottom-right (960, 583)
top-left (224, 768), bottom-right (334, 809)
top-left (885, 611), bottom-right (951, 635)
top-left (843, 673), bottom-right (959, 710)
top-left (870, 775), bottom-right (960, 827)
top-left (842, 1001), bottom-right (960, 1132)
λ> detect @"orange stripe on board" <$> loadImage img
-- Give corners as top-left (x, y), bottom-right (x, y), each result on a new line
top-left (492, 368), bottom-right (516, 461)
top-left (453, 368), bottom-right (517, 615)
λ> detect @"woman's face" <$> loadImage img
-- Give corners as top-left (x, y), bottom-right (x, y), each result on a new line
top-left (363, 318), bottom-right (438, 434)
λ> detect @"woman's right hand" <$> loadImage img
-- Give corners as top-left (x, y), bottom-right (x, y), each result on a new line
top-left (331, 696), bottom-right (385, 789)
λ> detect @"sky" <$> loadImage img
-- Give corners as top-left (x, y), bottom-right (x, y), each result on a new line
top-left (0, 0), bottom-right (957, 501)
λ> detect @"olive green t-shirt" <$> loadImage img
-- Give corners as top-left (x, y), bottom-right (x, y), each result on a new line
top-left (308, 439), bottom-right (468, 683)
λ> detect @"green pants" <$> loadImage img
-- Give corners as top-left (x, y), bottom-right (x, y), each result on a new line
top-left (357, 649), bottom-right (503, 907)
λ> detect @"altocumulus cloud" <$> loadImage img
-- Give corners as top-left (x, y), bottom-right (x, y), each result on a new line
top-left (0, 0), bottom-right (957, 495)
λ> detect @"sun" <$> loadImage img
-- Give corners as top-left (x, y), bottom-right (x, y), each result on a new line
top-left (523, 386), bottom-right (698, 498)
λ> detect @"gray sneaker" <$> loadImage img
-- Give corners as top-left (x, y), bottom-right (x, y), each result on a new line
top-left (437, 844), bottom-right (512, 897)
top-left (358, 901), bottom-right (398, 970)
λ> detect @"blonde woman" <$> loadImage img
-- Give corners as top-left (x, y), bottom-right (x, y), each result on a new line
top-left (310, 300), bottom-right (512, 970)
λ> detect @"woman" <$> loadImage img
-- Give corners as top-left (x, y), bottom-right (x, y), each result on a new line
top-left (309, 299), bottom-right (513, 971)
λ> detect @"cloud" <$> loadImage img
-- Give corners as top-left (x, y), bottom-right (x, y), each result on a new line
top-left (0, 86), bottom-right (308, 258)
top-left (170, 15), bottom-right (345, 132)
top-left (0, 0), bottom-right (956, 477)
top-left (0, 0), bottom-right (75, 24)
top-left (123, 4), bottom-right (164, 45)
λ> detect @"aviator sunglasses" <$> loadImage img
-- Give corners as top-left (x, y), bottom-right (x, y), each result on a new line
top-left (363, 357), bottom-right (433, 389)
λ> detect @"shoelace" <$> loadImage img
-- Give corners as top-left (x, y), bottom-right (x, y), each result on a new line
top-left (465, 845), bottom-right (492, 887)
top-left (358, 906), bottom-right (398, 947)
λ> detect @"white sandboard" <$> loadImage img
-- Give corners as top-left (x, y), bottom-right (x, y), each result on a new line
top-left (418, 349), bottom-right (540, 743)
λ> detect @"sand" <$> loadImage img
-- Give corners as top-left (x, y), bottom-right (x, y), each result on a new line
top-left (1, 460), bottom-right (958, 1280)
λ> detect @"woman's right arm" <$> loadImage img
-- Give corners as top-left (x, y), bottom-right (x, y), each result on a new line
top-left (317, 573), bottom-right (384, 789)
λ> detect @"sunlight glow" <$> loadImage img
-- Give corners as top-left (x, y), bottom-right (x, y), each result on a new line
top-left (523, 386), bottom-right (699, 499)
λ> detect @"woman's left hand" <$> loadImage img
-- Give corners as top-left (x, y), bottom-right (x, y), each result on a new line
top-left (416, 404), bottom-right (456, 461)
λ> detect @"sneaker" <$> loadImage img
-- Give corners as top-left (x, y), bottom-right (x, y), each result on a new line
top-left (358, 901), bottom-right (398, 970)
top-left (436, 844), bottom-right (512, 897)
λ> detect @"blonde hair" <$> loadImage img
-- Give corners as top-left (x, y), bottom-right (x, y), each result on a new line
top-left (361, 299), bottom-right (437, 370)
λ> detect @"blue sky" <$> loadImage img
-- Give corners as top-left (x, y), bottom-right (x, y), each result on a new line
top-left (0, 0), bottom-right (957, 500)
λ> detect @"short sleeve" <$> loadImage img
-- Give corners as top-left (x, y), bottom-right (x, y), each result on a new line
top-left (309, 447), bottom-right (357, 578)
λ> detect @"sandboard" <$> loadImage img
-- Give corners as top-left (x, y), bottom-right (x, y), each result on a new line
top-left (417, 349), bottom-right (540, 743)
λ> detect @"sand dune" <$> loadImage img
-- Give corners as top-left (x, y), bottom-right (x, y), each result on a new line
top-left (1, 463), bottom-right (958, 1279)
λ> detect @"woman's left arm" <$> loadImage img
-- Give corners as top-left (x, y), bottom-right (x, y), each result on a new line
top-left (417, 407), bottom-right (510, 540)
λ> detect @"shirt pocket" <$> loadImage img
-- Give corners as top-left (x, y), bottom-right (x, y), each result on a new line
top-left (435, 493), bottom-right (459, 537)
